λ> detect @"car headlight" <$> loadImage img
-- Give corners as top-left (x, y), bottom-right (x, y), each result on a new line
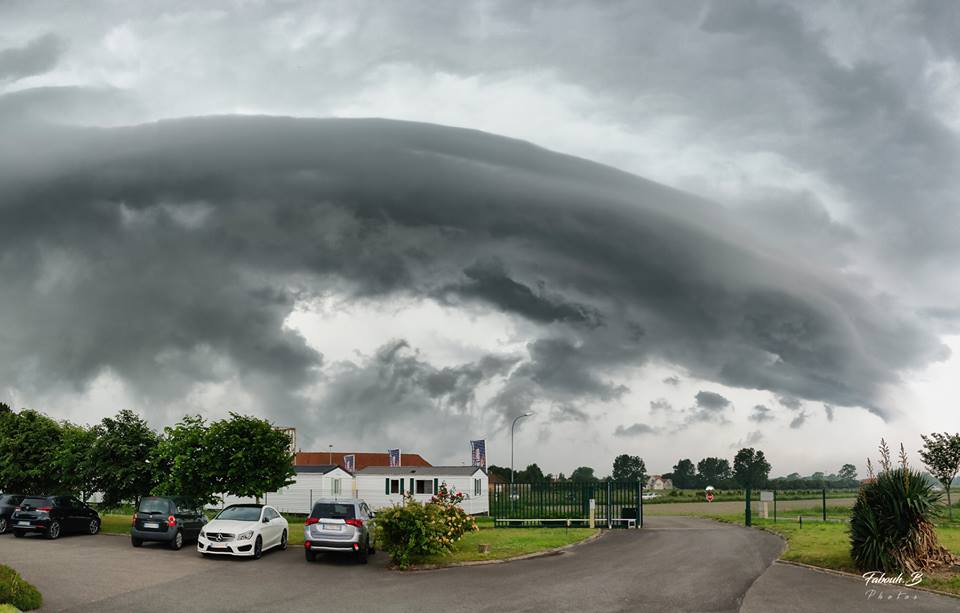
top-left (238, 530), bottom-right (254, 540)
top-left (199, 531), bottom-right (206, 538)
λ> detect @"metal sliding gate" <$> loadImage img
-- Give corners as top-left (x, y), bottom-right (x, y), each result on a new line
top-left (490, 480), bottom-right (643, 528)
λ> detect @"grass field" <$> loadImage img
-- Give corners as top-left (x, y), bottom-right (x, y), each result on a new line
top-left (699, 512), bottom-right (960, 596)
top-left (411, 526), bottom-right (597, 566)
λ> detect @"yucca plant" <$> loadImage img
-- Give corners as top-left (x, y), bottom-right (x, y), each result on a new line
top-left (850, 440), bottom-right (957, 573)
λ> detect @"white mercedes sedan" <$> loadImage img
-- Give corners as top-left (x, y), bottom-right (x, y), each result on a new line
top-left (198, 504), bottom-right (288, 559)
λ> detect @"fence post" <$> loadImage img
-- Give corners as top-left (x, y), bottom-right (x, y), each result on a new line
top-left (745, 486), bottom-right (752, 527)
top-left (606, 481), bottom-right (612, 529)
top-left (309, 489), bottom-right (313, 510)
top-left (822, 488), bottom-right (826, 522)
top-left (773, 490), bottom-right (777, 523)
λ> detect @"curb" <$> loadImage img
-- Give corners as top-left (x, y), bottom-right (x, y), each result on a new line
top-left (400, 529), bottom-right (604, 571)
top-left (775, 559), bottom-right (960, 600)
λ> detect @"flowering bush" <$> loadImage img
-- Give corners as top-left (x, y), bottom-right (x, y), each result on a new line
top-left (375, 484), bottom-right (478, 569)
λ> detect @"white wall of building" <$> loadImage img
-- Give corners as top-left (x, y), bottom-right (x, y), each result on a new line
top-left (216, 468), bottom-right (354, 514)
top-left (355, 471), bottom-right (488, 515)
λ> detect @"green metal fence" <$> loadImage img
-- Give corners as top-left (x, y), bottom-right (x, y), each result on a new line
top-left (490, 480), bottom-right (643, 528)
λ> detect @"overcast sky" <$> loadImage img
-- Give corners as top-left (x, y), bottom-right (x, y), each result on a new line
top-left (2, 0), bottom-right (959, 478)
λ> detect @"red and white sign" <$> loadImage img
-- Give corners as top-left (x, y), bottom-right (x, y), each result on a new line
top-left (706, 492), bottom-right (714, 502)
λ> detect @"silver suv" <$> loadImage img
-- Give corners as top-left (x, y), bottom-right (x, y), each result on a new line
top-left (304, 499), bottom-right (375, 564)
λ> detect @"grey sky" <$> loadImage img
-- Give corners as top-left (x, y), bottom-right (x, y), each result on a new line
top-left (2, 0), bottom-right (959, 476)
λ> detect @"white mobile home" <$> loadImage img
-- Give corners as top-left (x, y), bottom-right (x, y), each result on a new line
top-left (218, 465), bottom-right (354, 514)
top-left (355, 466), bottom-right (488, 515)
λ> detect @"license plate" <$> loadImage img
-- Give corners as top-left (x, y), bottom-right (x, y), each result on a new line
top-left (143, 522), bottom-right (160, 529)
top-left (323, 524), bottom-right (342, 531)
top-left (17, 521), bottom-right (30, 526)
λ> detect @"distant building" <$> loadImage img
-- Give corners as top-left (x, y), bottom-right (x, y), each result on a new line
top-left (647, 475), bottom-right (673, 490)
top-left (355, 466), bottom-right (488, 515)
top-left (295, 451), bottom-right (432, 471)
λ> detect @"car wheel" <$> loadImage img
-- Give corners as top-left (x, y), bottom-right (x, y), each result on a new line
top-left (132, 537), bottom-right (143, 547)
top-left (280, 530), bottom-right (287, 551)
top-left (0, 518), bottom-right (7, 534)
top-left (305, 549), bottom-right (315, 562)
top-left (47, 520), bottom-right (62, 540)
top-left (89, 519), bottom-right (100, 535)
top-left (169, 529), bottom-right (183, 550)
top-left (13, 529), bottom-right (25, 538)
top-left (200, 552), bottom-right (211, 559)
top-left (253, 536), bottom-right (263, 560)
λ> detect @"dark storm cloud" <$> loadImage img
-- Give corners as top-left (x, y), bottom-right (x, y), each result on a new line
top-left (0, 115), bottom-right (947, 428)
top-left (663, 376), bottom-right (681, 386)
top-left (789, 410), bottom-right (809, 430)
top-left (550, 403), bottom-right (589, 423)
top-left (650, 399), bottom-right (672, 413)
top-left (777, 395), bottom-right (802, 411)
top-left (438, 258), bottom-right (602, 327)
top-left (0, 33), bottom-right (64, 81)
top-left (749, 405), bottom-right (774, 423)
top-left (685, 391), bottom-right (733, 426)
top-left (823, 404), bottom-right (835, 422)
top-left (614, 423), bottom-right (657, 437)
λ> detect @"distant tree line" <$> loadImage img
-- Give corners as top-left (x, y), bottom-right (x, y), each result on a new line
top-left (0, 402), bottom-right (294, 506)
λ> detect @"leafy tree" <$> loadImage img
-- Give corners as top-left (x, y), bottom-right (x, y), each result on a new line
top-left (569, 466), bottom-right (598, 482)
top-left (0, 402), bottom-right (11, 415)
top-left (696, 457), bottom-right (731, 486)
top-left (0, 409), bottom-right (62, 493)
top-left (516, 463), bottom-right (545, 483)
top-left (487, 465), bottom-right (512, 483)
top-left (671, 459), bottom-right (697, 489)
top-left (90, 410), bottom-right (159, 507)
top-left (919, 432), bottom-right (960, 520)
top-left (56, 422), bottom-right (98, 501)
top-left (838, 464), bottom-right (857, 481)
top-left (207, 413), bottom-right (295, 501)
top-left (152, 415), bottom-right (218, 504)
top-left (612, 454), bottom-right (647, 482)
top-left (733, 448), bottom-right (771, 490)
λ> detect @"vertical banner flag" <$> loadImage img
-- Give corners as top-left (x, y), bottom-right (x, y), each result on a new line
top-left (470, 440), bottom-right (486, 470)
top-left (343, 454), bottom-right (355, 473)
top-left (388, 448), bottom-right (401, 467)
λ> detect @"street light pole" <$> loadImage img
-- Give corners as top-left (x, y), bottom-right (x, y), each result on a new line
top-left (510, 412), bottom-right (534, 485)
top-left (328, 444), bottom-right (333, 465)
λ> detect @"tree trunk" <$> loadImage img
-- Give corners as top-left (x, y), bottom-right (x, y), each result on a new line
top-left (947, 487), bottom-right (953, 521)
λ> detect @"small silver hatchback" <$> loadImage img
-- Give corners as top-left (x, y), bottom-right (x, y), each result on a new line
top-left (304, 499), bottom-right (376, 564)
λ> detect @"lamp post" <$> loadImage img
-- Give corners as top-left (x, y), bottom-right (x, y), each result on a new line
top-left (510, 412), bottom-right (534, 486)
top-left (328, 444), bottom-right (333, 465)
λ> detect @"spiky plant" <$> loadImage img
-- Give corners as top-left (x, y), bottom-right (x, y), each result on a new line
top-left (850, 441), bottom-right (957, 573)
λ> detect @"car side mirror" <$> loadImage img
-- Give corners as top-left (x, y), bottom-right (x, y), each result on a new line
top-left (262, 517), bottom-right (269, 523)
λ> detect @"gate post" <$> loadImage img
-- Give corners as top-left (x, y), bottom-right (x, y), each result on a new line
top-left (606, 481), bottom-right (612, 529)
top-left (822, 488), bottom-right (827, 522)
top-left (745, 486), bottom-right (752, 527)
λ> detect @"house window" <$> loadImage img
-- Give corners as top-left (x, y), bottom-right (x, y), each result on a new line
top-left (390, 479), bottom-right (401, 494)
top-left (415, 479), bottom-right (434, 495)
top-left (474, 478), bottom-right (481, 496)
top-left (332, 479), bottom-right (341, 495)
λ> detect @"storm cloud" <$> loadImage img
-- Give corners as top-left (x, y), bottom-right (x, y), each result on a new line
top-left (0, 114), bottom-right (947, 436)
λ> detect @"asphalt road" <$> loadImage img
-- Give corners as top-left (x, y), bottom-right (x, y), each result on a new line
top-left (1, 516), bottom-right (956, 612)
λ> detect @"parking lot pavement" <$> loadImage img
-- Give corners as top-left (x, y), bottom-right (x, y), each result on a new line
top-left (741, 561), bottom-right (960, 613)
top-left (2, 517), bottom-right (956, 612)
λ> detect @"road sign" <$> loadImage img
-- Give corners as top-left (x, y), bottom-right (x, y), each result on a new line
top-left (760, 490), bottom-right (774, 502)
top-left (706, 492), bottom-right (714, 502)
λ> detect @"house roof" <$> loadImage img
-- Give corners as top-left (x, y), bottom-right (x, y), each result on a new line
top-left (294, 465), bottom-right (343, 474)
top-left (295, 451), bottom-right (431, 471)
top-left (357, 465), bottom-right (485, 476)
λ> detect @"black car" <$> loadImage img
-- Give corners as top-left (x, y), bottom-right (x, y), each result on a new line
top-left (0, 494), bottom-right (25, 534)
top-left (11, 495), bottom-right (100, 539)
top-left (131, 496), bottom-right (207, 550)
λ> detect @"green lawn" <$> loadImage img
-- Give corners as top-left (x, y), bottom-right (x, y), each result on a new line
top-left (411, 526), bottom-right (598, 566)
top-left (698, 512), bottom-right (960, 596)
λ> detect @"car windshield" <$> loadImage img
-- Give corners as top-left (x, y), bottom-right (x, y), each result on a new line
top-left (20, 497), bottom-right (51, 508)
top-left (214, 506), bottom-right (262, 521)
top-left (138, 498), bottom-right (171, 514)
top-left (311, 503), bottom-right (355, 520)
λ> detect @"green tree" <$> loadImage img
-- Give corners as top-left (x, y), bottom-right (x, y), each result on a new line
top-left (672, 459), bottom-right (697, 489)
top-left (569, 466), bottom-right (598, 482)
top-left (152, 415), bottom-right (218, 504)
top-left (90, 410), bottom-right (159, 507)
top-left (919, 432), bottom-right (960, 520)
top-left (487, 465), bottom-right (512, 483)
top-left (696, 457), bottom-right (731, 486)
top-left (838, 464), bottom-right (857, 481)
top-left (207, 413), bottom-right (295, 501)
top-left (56, 422), bottom-right (98, 501)
top-left (733, 448), bottom-right (771, 490)
top-left (612, 454), bottom-right (647, 482)
top-left (516, 463), bottom-right (545, 482)
top-left (0, 409), bottom-right (62, 493)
